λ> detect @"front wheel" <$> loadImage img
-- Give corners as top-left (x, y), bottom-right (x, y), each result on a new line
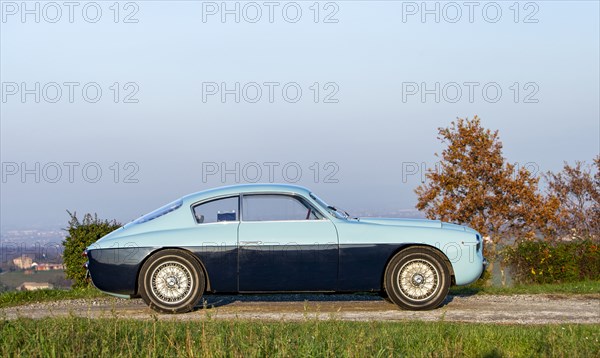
top-left (139, 249), bottom-right (205, 314)
top-left (384, 247), bottom-right (450, 310)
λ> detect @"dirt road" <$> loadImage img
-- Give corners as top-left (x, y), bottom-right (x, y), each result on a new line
top-left (2, 294), bottom-right (599, 324)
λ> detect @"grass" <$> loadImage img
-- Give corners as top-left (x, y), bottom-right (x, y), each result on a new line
top-left (1, 282), bottom-right (598, 356)
top-left (449, 279), bottom-right (600, 296)
top-left (0, 317), bottom-right (598, 357)
top-left (0, 287), bottom-right (104, 309)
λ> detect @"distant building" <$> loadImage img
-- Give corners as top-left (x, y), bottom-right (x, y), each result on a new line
top-left (12, 256), bottom-right (33, 269)
top-left (17, 282), bottom-right (54, 291)
top-left (34, 263), bottom-right (64, 271)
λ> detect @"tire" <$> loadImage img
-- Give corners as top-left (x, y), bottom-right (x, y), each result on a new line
top-left (384, 247), bottom-right (450, 310)
top-left (139, 249), bottom-right (205, 314)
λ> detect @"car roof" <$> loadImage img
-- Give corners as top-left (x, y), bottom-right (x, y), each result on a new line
top-left (180, 183), bottom-right (312, 204)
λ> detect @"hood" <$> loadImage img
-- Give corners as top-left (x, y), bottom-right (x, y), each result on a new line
top-left (358, 217), bottom-right (475, 233)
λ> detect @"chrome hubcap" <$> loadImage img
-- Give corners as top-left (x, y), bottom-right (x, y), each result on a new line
top-left (150, 261), bottom-right (193, 304)
top-left (398, 259), bottom-right (439, 301)
top-left (412, 274), bottom-right (424, 285)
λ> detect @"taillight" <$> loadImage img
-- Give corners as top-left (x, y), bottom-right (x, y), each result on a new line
top-left (83, 250), bottom-right (89, 269)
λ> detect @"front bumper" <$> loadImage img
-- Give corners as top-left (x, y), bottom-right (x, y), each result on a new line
top-left (479, 257), bottom-right (489, 279)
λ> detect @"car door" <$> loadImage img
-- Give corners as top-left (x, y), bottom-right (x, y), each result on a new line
top-left (190, 195), bottom-right (240, 292)
top-left (238, 194), bottom-right (339, 291)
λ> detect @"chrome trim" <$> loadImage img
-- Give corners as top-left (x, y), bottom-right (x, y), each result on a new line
top-left (479, 258), bottom-right (489, 280)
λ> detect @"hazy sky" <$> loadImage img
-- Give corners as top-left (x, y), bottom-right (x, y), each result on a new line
top-left (1, 1), bottom-right (599, 230)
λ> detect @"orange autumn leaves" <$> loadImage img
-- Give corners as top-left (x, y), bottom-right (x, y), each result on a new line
top-left (415, 116), bottom-right (599, 244)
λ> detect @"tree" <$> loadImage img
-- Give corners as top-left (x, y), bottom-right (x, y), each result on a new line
top-left (62, 211), bottom-right (121, 288)
top-left (544, 157), bottom-right (600, 241)
top-left (415, 116), bottom-right (554, 244)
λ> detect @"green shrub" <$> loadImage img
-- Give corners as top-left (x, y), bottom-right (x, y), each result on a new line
top-left (503, 239), bottom-right (600, 284)
top-left (473, 267), bottom-right (492, 287)
top-left (62, 211), bottom-right (121, 288)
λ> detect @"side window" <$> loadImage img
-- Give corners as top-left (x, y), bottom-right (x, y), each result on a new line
top-left (193, 196), bottom-right (239, 224)
top-left (242, 195), bottom-right (320, 222)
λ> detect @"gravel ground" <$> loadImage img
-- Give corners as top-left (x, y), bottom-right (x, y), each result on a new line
top-left (2, 294), bottom-right (599, 324)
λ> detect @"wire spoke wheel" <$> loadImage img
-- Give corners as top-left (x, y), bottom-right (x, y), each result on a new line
top-left (150, 261), bottom-right (193, 304)
top-left (385, 247), bottom-right (450, 310)
top-left (397, 259), bottom-right (439, 301)
top-left (139, 249), bottom-right (205, 314)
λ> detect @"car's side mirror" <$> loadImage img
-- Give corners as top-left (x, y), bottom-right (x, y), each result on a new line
top-left (197, 214), bottom-right (204, 223)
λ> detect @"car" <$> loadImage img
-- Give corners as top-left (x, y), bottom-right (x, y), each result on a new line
top-left (85, 184), bottom-right (486, 313)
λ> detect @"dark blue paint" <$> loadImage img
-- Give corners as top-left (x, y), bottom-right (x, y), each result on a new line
top-left (238, 243), bottom-right (338, 292)
top-left (87, 243), bottom-right (406, 296)
top-left (87, 247), bottom-right (155, 295)
top-left (186, 245), bottom-right (238, 292)
top-left (338, 244), bottom-right (406, 291)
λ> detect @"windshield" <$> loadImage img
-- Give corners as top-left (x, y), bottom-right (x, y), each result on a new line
top-left (133, 199), bottom-right (183, 224)
top-left (309, 192), bottom-right (351, 219)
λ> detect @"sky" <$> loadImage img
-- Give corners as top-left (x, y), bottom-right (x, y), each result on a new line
top-left (1, 0), bottom-right (599, 230)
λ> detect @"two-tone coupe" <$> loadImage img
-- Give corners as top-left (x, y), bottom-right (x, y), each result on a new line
top-left (85, 184), bottom-right (486, 313)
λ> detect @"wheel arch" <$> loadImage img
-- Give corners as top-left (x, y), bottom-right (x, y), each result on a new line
top-left (381, 244), bottom-right (456, 292)
top-left (134, 247), bottom-right (212, 297)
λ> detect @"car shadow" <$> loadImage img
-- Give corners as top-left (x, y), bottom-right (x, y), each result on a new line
top-left (438, 286), bottom-right (485, 307)
top-left (440, 295), bottom-right (455, 307)
top-left (195, 292), bottom-right (387, 309)
top-left (448, 286), bottom-right (484, 297)
top-left (193, 292), bottom-right (462, 310)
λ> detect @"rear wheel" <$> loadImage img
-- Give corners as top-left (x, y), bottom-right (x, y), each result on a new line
top-left (139, 249), bottom-right (205, 314)
top-left (384, 247), bottom-right (450, 310)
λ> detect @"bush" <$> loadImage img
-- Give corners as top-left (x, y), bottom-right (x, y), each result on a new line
top-left (503, 239), bottom-right (599, 284)
top-left (62, 212), bottom-right (121, 288)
